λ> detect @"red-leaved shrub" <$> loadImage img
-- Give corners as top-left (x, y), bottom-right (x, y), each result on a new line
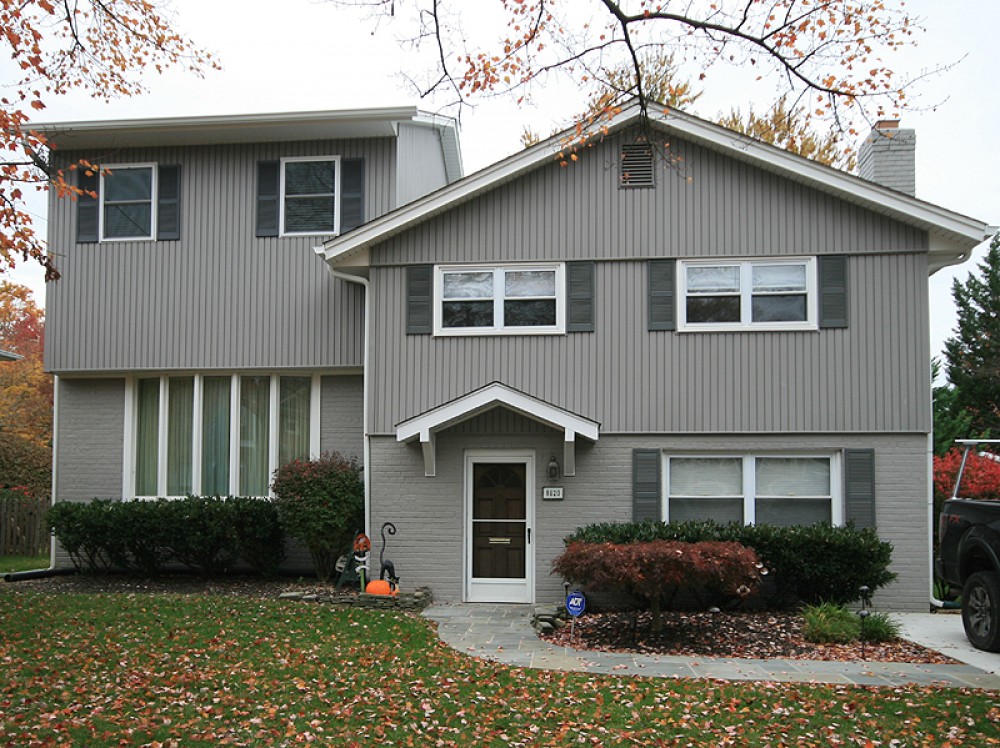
top-left (933, 448), bottom-right (1000, 502)
top-left (552, 540), bottom-right (763, 631)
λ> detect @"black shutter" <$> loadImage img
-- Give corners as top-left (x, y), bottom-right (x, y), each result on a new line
top-left (633, 449), bottom-right (662, 521)
top-left (844, 449), bottom-right (876, 529)
top-left (818, 255), bottom-right (849, 328)
top-left (648, 259), bottom-right (676, 331)
top-left (77, 169), bottom-right (99, 243)
top-left (406, 265), bottom-right (433, 334)
top-left (566, 261), bottom-right (595, 332)
top-left (256, 161), bottom-right (280, 237)
top-left (156, 165), bottom-right (181, 241)
top-left (340, 158), bottom-right (365, 233)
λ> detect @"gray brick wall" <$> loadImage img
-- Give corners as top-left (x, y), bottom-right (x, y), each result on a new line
top-left (370, 428), bottom-right (931, 611)
top-left (320, 374), bottom-right (363, 463)
top-left (859, 128), bottom-right (916, 196)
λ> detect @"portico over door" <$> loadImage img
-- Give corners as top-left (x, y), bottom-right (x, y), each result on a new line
top-left (465, 452), bottom-right (534, 603)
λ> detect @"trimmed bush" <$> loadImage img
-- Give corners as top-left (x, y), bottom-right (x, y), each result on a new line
top-left (552, 540), bottom-right (762, 631)
top-left (564, 520), bottom-right (896, 607)
top-left (271, 452), bottom-right (364, 582)
top-left (48, 496), bottom-right (285, 576)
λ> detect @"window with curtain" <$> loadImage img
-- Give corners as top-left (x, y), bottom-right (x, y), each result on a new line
top-left (678, 258), bottom-right (817, 331)
top-left (133, 373), bottom-right (316, 497)
top-left (665, 454), bottom-right (835, 525)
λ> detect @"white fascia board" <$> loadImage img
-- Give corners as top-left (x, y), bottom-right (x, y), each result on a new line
top-left (323, 101), bottom-right (987, 269)
top-left (396, 382), bottom-right (600, 443)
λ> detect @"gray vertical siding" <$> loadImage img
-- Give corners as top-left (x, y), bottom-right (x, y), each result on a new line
top-left (371, 131), bottom-right (927, 265)
top-left (396, 123), bottom-right (449, 207)
top-left (370, 429), bottom-right (930, 611)
top-left (369, 252), bottom-right (930, 434)
top-left (44, 138), bottom-right (395, 373)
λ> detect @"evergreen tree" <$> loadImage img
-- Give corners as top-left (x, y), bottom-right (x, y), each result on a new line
top-left (943, 233), bottom-right (1000, 437)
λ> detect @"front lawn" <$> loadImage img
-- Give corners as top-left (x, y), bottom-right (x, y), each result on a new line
top-left (0, 592), bottom-right (997, 746)
top-left (0, 554), bottom-right (48, 574)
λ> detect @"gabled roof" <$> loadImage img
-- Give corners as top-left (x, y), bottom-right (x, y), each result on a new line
top-left (396, 382), bottom-right (600, 478)
top-left (320, 102), bottom-right (989, 275)
top-left (32, 106), bottom-right (463, 183)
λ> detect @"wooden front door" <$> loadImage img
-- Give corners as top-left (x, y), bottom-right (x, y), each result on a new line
top-left (466, 456), bottom-right (533, 602)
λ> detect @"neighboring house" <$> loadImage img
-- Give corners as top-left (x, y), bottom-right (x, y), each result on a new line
top-left (41, 103), bottom-right (989, 610)
top-left (0, 350), bottom-right (23, 362)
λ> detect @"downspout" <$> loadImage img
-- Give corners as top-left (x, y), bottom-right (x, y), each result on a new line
top-left (323, 262), bottom-right (372, 540)
top-left (928, 432), bottom-right (945, 608)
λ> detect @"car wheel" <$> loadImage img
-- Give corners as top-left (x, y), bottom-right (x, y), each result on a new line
top-left (962, 571), bottom-right (1000, 652)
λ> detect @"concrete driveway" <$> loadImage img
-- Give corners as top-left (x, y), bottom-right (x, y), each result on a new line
top-left (895, 611), bottom-right (1000, 674)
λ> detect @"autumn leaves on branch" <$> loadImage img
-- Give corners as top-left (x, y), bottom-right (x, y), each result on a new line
top-left (1, 0), bottom-right (216, 280)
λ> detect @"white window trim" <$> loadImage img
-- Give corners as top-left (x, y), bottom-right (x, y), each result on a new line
top-left (279, 155), bottom-right (341, 237)
top-left (433, 263), bottom-right (566, 336)
top-left (123, 373), bottom-right (322, 499)
top-left (677, 257), bottom-right (818, 332)
top-left (663, 452), bottom-right (842, 525)
top-left (99, 162), bottom-right (157, 242)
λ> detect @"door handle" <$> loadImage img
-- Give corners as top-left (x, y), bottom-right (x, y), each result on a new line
top-left (527, 528), bottom-right (531, 544)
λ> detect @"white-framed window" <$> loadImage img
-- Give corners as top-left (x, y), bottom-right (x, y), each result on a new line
top-left (280, 156), bottom-right (340, 236)
top-left (678, 258), bottom-right (818, 332)
top-left (126, 373), bottom-right (321, 498)
top-left (433, 264), bottom-right (566, 335)
top-left (665, 454), bottom-right (841, 526)
top-left (101, 163), bottom-right (156, 240)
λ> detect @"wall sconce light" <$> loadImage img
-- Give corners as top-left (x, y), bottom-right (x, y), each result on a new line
top-left (547, 456), bottom-right (560, 482)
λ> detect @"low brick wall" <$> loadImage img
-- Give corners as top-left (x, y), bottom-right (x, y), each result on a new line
top-left (279, 586), bottom-right (433, 612)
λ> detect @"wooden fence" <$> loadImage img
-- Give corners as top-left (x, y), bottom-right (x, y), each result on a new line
top-left (0, 494), bottom-right (49, 557)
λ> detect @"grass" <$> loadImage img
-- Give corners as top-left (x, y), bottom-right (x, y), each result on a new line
top-left (0, 553), bottom-right (48, 574)
top-left (0, 592), bottom-right (997, 746)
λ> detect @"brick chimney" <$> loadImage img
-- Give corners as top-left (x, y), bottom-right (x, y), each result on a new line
top-left (858, 119), bottom-right (916, 196)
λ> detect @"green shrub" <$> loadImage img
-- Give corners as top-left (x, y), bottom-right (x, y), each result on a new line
top-left (565, 520), bottom-right (896, 607)
top-left (49, 496), bottom-right (286, 577)
top-left (802, 602), bottom-right (860, 643)
top-left (0, 431), bottom-right (51, 497)
top-left (227, 496), bottom-right (285, 575)
top-left (271, 452), bottom-right (364, 582)
top-left (859, 611), bottom-right (901, 643)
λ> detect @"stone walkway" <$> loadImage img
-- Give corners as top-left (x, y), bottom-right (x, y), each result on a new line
top-left (422, 603), bottom-right (1000, 689)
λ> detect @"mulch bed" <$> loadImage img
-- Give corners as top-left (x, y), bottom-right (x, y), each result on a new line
top-left (540, 609), bottom-right (960, 664)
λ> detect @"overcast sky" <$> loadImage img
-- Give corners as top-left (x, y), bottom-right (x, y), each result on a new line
top-left (8, 0), bottom-right (998, 367)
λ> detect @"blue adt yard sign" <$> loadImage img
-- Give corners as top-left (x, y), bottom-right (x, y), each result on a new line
top-left (566, 590), bottom-right (586, 617)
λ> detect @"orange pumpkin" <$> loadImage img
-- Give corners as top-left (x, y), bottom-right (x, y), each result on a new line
top-left (365, 579), bottom-right (396, 596)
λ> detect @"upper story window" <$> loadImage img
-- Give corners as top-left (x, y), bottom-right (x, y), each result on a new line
top-left (280, 156), bottom-right (340, 236)
top-left (678, 258), bottom-right (817, 332)
top-left (102, 164), bottom-right (155, 240)
top-left (433, 264), bottom-right (565, 336)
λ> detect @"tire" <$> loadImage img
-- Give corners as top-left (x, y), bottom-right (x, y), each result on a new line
top-left (962, 571), bottom-right (1000, 652)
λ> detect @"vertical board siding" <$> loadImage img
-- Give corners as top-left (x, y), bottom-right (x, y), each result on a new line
top-left (396, 123), bottom-right (449, 207)
top-left (370, 252), bottom-right (929, 435)
top-left (45, 138), bottom-right (395, 372)
top-left (371, 131), bottom-right (927, 266)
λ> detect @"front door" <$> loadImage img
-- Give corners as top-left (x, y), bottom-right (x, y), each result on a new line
top-left (465, 453), bottom-right (534, 602)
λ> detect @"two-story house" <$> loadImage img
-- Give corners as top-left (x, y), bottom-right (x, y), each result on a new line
top-left (42, 103), bottom-right (989, 610)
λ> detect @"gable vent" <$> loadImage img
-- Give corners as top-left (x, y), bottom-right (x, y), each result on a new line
top-left (620, 142), bottom-right (654, 188)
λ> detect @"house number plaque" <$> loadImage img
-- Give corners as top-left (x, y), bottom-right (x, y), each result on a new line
top-left (542, 487), bottom-right (564, 501)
